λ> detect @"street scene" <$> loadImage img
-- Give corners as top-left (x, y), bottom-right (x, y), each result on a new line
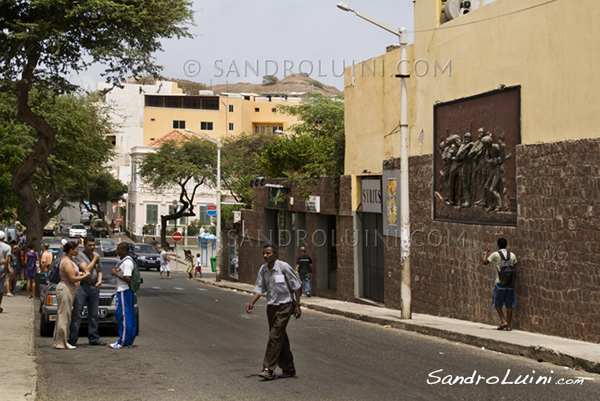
top-left (2, 0), bottom-right (600, 400)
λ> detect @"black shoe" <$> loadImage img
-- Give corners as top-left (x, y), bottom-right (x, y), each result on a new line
top-left (258, 369), bottom-right (275, 380)
top-left (306, 292), bottom-right (311, 297)
top-left (89, 341), bottom-right (107, 346)
top-left (279, 369), bottom-right (296, 378)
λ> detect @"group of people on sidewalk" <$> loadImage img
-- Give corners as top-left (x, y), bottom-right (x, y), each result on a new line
top-left (50, 237), bottom-right (137, 350)
top-left (0, 230), bottom-right (56, 312)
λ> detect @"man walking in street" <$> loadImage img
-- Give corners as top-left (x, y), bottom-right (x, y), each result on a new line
top-left (69, 236), bottom-right (106, 346)
top-left (110, 242), bottom-right (136, 348)
top-left (159, 246), bottom-right (171, 279)
top-left (246, 244), bottom-right (302, 380)
top-left (483, 237), bottom-right (518, 331)
top-left (40, 243), bottom-right (52, 273)
top-left (295, 246), bottom-right (313, 297)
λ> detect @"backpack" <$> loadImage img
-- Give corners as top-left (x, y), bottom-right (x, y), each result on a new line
top-left (498, 250), bottom-right (515, 287)
top-left (48, 260), bottom-right (62, 284)
top-left (125, 256), bottom-right (142, 293)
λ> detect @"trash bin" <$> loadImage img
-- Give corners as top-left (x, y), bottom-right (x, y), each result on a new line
top-left (210, 256), bottom-right (217, 272)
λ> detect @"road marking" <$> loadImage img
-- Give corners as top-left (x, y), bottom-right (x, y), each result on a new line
top-left (197, 288), bottom-right (207, 291)
top-left (152, 286), bottom-right (161, 290)
top-left (174, 287), bottom-right (185, 291)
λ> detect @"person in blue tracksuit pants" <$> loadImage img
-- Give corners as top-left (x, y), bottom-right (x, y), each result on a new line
top-left (110, 242), bottom-right (136, 348)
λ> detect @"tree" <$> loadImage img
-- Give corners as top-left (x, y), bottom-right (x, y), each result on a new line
top-left (221, 132), bottom-right (274, 208)
top-left (262, 75), bottom-right (279, 85)
top-left (138, 137), bottom-right (217, 248)
top-left (256, 94), bottom-right (345, 200)
top-left (0, 0), bottom-right (193, 249)
top-left (80, 172), bottom-right (128, 220)
top-left (0, 90), bottom-right (115, 230)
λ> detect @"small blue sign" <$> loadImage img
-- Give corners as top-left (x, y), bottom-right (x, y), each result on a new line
top-left (206, 204), bottom-right (217, 217)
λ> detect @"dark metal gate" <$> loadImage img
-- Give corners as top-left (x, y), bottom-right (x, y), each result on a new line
top-left (362, 212), bottom-right (384, 302)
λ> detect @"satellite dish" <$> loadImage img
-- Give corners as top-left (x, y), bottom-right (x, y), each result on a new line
top-left (443, 0), bottom-right (483, 21)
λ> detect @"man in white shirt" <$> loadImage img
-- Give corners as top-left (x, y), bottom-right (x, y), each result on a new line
top-left (247, 244), bottom-right (302, 380)
top-left (0, 231), bottom-right (12, 312)
top-left (159, 246), bottom-right (171, 279)
top-left (110, 242), bottom-right (137, 348)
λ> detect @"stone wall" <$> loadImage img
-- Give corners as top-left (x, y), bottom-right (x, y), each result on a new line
top-left (384, 139), bottom-right (600, 343)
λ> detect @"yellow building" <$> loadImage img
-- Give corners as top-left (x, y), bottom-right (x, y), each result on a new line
top-left (342, 0), bottom-right (600, 343)
top-left (143, 91), bottom-right (301, 144)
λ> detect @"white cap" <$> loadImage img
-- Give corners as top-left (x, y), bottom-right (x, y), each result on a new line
top-left (0, 230), bottom-right (5, 240)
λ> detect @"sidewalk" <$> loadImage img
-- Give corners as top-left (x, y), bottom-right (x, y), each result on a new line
top-left (0, 293), bottom-right (37, 401)
top-left (173, 253), bottom-right (600, 375)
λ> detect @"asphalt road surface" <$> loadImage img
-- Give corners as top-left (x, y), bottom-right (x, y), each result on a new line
top-left (35, 271), bottom-right (599, 400)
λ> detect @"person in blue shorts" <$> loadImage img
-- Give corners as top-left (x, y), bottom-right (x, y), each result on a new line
top-left (483, 237), bottom-right (518, 331)
top-left (110, 242), bottom-right (136, 348)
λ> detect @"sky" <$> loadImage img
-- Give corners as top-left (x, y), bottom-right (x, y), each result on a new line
top-left (73, 0), bottom-right (497, 92)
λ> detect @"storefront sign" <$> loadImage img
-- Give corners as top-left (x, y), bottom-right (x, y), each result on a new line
top-left (361, 178), bottom-right (382, 213)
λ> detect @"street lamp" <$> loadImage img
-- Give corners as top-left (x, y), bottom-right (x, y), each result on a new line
top-left (185, 128), bottom-right (222, 282)
top-left (337, 2), bottom-right (412, 319)
top-left (274, 129), bottom-right (292, 140)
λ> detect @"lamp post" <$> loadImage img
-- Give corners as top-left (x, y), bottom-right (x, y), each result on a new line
top-left (185, 128), bottom-right (222, 282)
top-left (337, 2), bottom-right (411, 319)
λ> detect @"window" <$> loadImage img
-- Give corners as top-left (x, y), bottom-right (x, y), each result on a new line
top-left (173, 120), bottom-right (186, 129)
top-left (200, 122), bottom-right (213, 131)
top-left (272, 108), bottom-right (277, 113)
top-left (183, 98), bottom-right (201, 109)
top-left (229, 123), bottom-right (234, 131)
top-left (279, 126), bottom-right (283, 131)
top-left (254, 126), bottom-right (259, 134)
top-left (165, 97), bottom-right (183, 108)
top-left (202, 98), bottom-right (219, 110)
top-left (255, 107), bottom-right (260, 112)
top-left (146, 204), bottom-right (158, 225)
top-left (228, 105), bottom-right (234, 112)
top-left (198, 205), bottom-right (212, 225)
top-left (168, 205), bottom-right (186, 225)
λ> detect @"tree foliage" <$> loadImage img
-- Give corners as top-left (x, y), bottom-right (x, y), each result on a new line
top-left (0, 0), bottom-right (194, 249)
top-left (0, 90), bottom-right (115, 226)
top-left (80, 172), bottom-right (128, 219)
top-left (256, 94), bottom-right (345, 199)
top-left (138, 137), bottom-right (217, 247)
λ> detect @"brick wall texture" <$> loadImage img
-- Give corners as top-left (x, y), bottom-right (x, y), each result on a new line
top-left (391, 138), bottom-right (600, 343)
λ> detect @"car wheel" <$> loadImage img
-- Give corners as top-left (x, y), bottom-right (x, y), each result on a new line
top-left (40, 314), bottom-right (54, 337)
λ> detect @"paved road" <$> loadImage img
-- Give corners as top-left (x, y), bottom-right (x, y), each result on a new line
top-left (35, 271), bottom-right (599, 400)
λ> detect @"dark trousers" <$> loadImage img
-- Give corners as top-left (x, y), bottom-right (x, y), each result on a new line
top-left (69, 283), bottom-right (100, 344)
top-left (263, 303), bottom-right (295, 372)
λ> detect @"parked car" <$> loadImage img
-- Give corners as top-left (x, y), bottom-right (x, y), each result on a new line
top-left (96, 237), bottom-right (117, 257)
top-left (80, 212), bottom-right (93, 225)
top-left (39, 252), bottom-right (139, 337)
top-left (131, 243), bottom-right (161, 271)
top-left (43, 218), bottom-right (59, 237)
top-left (90, 219), bottom-right (109, 237)
top-left (69, 224), bottom-right (87, 238)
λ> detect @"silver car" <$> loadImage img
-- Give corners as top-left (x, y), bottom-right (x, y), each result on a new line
top-left (39, 253), bottom-right (139, 337)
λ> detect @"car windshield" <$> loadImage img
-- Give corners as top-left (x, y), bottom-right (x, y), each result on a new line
top-left (134, 244), bottom-right (157, 254)
top-left (98, 238), bottom-right (116, 247)
top-left (71, 224), bottom-right (85, 230)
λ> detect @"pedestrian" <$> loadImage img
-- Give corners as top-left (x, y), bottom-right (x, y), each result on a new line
top-left (40, 243), bottom-right (53, 273)
top-left (59, 218), bottom-right (65, 233)
top-left (185, 252), bottom-right (194, 280)
top-left (61, 236), bottom-right (67, 247)
top-left (142, 233), bottom-right (146, 243)
top-left (159, 246), bottom-right (171, 279)
top-left (0, 230), bottom-right (11, 312)
top-left (110, 242), bottom-right (137, 348)
top-left (53, 241), bottom-right (90, 349)
top-left (69, 236), bottom-right (106, 347)
top-left (151, 237), bottom-right (157, 247)
top-left (194, 253), bottom-right (202, 278)
top-left (7, 244), bottom-right (21, 296)
top-left (483, 237), bottom-right (518, 331)
top-left (295, 246), bottom-right (313, 297)
top-left (23, 244), bottom-right (38, 299)
top-left (246, 244), bottom-right (302, 380)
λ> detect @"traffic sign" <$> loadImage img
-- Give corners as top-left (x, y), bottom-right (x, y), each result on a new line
top-left (116, 217), bottom-right (123, 223)
top-left (172, 231), bottom-right (183, 242)
top-left (206, 204), bottom-right (217, 217)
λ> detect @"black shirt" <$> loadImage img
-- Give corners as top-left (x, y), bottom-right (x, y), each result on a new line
top-left (296, 253), bottom-right (313, 274)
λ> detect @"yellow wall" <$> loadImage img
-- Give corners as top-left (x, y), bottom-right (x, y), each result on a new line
top-left (345, 0), bottom-right (600, 176)
top-left (143, 94), bottom-right (300, 144)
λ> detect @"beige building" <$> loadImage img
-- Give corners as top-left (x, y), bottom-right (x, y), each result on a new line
top-left (143, 92), bottom-right (302, 145)
top-left (339, 0), bottom-right (600, 342)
